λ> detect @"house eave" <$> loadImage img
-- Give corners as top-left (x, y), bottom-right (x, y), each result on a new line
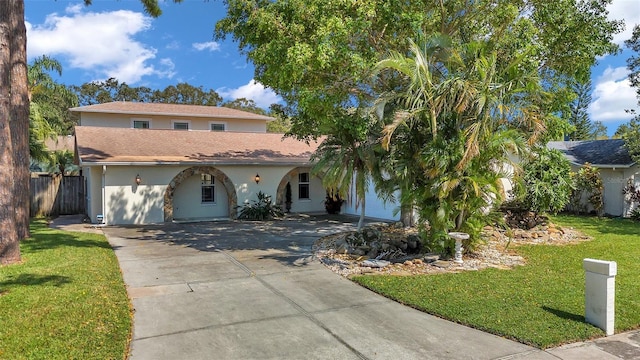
top-left (570, 161), bottom-right (635, 169)
top-left (69, 108), bottom-right (275, 122)
top-left (78, 160), bottom-right (314, 167)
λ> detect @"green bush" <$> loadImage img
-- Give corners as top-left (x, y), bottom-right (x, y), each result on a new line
top-left (568, 163), bottom-right (604, 215)
top-left (518, 147), bottom-right (573, 214)
top-left (237, 191), bottom-right (284, 220)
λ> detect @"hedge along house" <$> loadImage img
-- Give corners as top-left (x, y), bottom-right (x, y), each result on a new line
top-left (548, 139), bottom-right (639, 217)
top-left (72, 102), bottom-right (326, 225)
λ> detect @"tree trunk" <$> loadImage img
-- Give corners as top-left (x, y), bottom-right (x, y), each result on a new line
top-left (0, 0), bottom-right (20, 264)
top-left (357, 195), bottom-right (365, 231)
top-left (400, 202), bottom-right (414, 227)
top-left (9, 0), bottom-right (29, 240)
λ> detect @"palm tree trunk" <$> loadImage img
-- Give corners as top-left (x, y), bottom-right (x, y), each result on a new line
top-left (400, 197), bottom-right (414, 227)
top-left (357, 195), bottom-right (365, 231)
top-left (0, 0), bottom-right (21, 264)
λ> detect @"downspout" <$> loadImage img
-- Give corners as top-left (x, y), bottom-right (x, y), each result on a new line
top-left (102, 165), bottom-right (107, 225)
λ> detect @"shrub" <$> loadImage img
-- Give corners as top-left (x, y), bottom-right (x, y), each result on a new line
top-left (518, 147), bottom-right (573, 214)
top-left (324, 193), bottom-right (344, 214)
top-left (237, 191), bottom-right (284, 220)
top-left (623, 180), bottom-right (640, 219)
top-left (567, 163), bottom-right (604, 215)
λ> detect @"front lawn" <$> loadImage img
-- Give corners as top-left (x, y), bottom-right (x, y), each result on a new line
top-left (0, 219), bottom-right (131, 359)
top-left (352, 215), bottom-right (640, 348)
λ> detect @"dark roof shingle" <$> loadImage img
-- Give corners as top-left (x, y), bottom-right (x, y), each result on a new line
top-left (547, 139), bottom-right (634, 167)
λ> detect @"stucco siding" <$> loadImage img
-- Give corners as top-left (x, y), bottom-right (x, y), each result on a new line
top-left (342, 183), bottom-right (400, 221)
top-left (290, 173), bottom-right (325, 213)
top-left (226, 166), bottom-right (324, 213)
top-left (86, 166), bottom-right (103, 223)
top-left (600, 169), bottom-right (625, 217)
top-left (104, 167), bottom-right (168, 224)
top-left (83, 164), bottom-right (326, 225)
top-left (79, 113), bottom-right (266, 132)
top-left (571, 165), bottom-right (638, 217)
top-left (173, 174), bottom-right (229, 219)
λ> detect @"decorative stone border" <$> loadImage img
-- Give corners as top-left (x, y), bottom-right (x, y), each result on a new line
top-left (164, 166), bottom-right (237, 222)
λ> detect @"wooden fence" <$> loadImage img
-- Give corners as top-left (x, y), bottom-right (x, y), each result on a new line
top-left (30, 175), bottom-right (85, 217)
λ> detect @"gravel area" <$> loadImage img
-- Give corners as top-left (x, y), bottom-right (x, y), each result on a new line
top-left (313, 223), bottom-right (592, 277)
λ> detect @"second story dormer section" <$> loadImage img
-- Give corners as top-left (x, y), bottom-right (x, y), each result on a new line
top-left (70, 101), bottom-right (273, 133)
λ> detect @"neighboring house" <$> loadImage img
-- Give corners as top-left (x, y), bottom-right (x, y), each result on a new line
top-left (72, 102), bottom-right (328, 225)
top-left (548, 139), bottom-right (639, 217)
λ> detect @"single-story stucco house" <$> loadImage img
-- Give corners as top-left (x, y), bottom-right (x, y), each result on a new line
top-left (73, 102), bottom-right (340, 225)
top-left (548, 139), bottom-right (639, 217)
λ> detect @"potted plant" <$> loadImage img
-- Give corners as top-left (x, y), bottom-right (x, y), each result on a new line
top-left (285, 182), bottom-right (292, 213)
top-left (324, 193), bottom-right (343, 214)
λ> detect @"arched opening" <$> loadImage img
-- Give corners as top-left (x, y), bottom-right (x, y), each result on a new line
top-left (164, 166), bottom-right (237, 222)
top-left (276, 167), bottom-right (325, 213)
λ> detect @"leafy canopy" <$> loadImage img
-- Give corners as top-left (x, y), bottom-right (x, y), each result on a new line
top-left (216, 0), bottom-right (621, 139)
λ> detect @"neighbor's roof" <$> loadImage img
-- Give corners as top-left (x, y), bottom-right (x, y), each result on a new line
top-left (547, 139), bottom-right (634, 168)
top-left (69, 101), bottom-right (274, 122)
top-left (45, 135), bottom-right (75, 152)
top-left (75, 126), bottom-right (320, 165)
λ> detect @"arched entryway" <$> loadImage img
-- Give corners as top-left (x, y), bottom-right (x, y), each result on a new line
top-left (164, 166), bottom-right (237, 222)
top-left (276, 167), bottom-right (325, 213)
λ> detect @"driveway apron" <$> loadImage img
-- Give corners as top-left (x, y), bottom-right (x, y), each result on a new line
top-left (103, 215), bottom-right (537, 360)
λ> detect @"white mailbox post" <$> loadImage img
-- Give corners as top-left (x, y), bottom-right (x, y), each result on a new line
top-left (583, 258), bottom-right (617, 336)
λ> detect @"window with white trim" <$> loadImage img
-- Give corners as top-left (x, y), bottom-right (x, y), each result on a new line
top-left (298, 172), bottom-right (310, 199)
top-left (132, 120), bottom-right (150, 129)
top-left (210, 122), bottom-right (226, 131)
top-left (173, 121), bottom-right (190, 130)
top-left (201, 174), bottom-right (215, 203)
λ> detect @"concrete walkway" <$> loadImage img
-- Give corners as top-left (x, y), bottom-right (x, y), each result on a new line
top-left (52, 215), bottom-right (640, 359)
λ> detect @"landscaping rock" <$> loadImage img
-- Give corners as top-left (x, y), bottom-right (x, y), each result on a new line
top-left (361, 259), bottom-right (391, 268)
top-left (313, 218), bottom-right (592, 278)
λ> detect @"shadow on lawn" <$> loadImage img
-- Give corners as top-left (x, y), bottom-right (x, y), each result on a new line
top-left (21, 232), bottom-right (112, 252)
top-left (542, 305), bottom-right (585, 324)
top-left (1, 273), bottom-right (71, 289)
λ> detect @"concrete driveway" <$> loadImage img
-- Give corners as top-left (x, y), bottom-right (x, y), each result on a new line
top-left (102, 215), bottom-right (540, 360)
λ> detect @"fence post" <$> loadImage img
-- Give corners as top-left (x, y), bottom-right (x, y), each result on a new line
top-left (583, 258), bottom-right (617, 336)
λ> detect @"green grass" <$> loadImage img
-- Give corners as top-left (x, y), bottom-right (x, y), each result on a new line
top-left (0, 219), bottom-right (131, 360)
top-left (352, 215), bottom-right (640, 348)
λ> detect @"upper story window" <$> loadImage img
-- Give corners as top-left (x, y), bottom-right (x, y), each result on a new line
top-left (209, 122), bottom-right (226, 131)
top-left (201, 174), bottom-right (215, 203)
top-left (171, 120), bottom-right (191, 130)
top-left (132, 119), bottom-right (151, 129)
top-left (298, 172), bottom-right (310, 199)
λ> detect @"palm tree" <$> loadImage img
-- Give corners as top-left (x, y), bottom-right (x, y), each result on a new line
top-left (374, 35), bottom-right (546, 244)
top-left (311, 110), bottom-right (377, 230)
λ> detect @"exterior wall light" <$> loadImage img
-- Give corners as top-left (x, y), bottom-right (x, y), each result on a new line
top-left (254, 173), bottom-right (261, 184)
top-left (135, 174), bottom-right (142, 185)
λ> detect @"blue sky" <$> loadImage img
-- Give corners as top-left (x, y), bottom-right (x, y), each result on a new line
top-left (25, 0), bottom-right (640, 135)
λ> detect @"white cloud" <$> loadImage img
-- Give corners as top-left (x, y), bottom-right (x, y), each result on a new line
top-left (165, 40), bottom-right (180, 50)
top-left (157, 58), bottom-right (176, 79)
top-left (192, 41), bottom-right (220, 52)
top-left (589, 66), bottom-right (638, 122)
top-left (217, 80), bottom-right (281, 108)
top-left (26, 6), bottom-right (172, 84)
top-left (608, 0), bottom-right (640, 45)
